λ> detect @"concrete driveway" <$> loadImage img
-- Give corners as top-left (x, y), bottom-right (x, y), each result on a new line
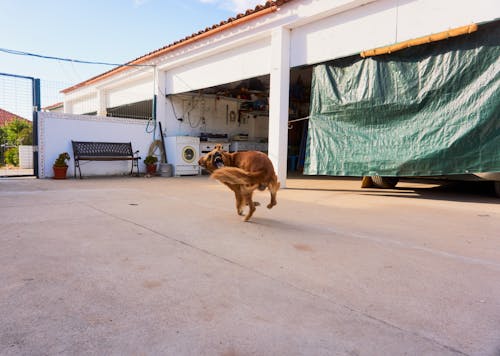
top-left (1, 175), bottom-right (499, 355)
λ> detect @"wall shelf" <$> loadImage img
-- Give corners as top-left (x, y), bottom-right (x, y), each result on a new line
top-left (169, 92), bottom-right (252, 103)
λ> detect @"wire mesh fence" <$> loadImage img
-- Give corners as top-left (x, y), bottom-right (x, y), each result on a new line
top-left (40, 69), bottom-right (156, 120)
top-left (0, 73), bottom-right (34, 175)
top-left (0, 73), bottom-right (32, 120)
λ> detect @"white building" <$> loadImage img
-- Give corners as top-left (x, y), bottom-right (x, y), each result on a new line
top-left (59, 0), bottom-right (499, 186)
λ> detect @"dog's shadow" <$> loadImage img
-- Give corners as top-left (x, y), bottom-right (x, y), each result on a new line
top-left (246, 216), bottom-right (322, 235)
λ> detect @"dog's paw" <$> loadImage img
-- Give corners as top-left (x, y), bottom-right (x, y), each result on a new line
top-left (267, 202), bottom-right (276, 209)
top-left (237, 209), bottom-right (244, 216)
top-left (253, 201), bottom-right (260, 207)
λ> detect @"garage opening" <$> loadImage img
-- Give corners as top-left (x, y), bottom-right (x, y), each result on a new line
top-left (165, 68), bottom-right (317, 179)
top-left (106, 99), bottom-right (153, 120)
top-left (287, 66), bottom-right (312, 176)
top-left (167, 74), bottom-right (271, 158)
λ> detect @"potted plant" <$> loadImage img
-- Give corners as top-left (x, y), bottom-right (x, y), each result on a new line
top-left (53, 152), bottom-right (70, 179)
top-left (144, 155), bottom-right (158, 175)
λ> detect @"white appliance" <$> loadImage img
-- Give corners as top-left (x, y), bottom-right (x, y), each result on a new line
top-left (165, 136), bottom-right (200, 176)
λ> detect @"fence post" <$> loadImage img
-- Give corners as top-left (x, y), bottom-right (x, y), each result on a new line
top-left (32, 78), bottom-right (40, 178)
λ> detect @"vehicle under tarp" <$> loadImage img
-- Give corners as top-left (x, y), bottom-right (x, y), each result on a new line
top-left (304, 20), bottom-right (500, 177)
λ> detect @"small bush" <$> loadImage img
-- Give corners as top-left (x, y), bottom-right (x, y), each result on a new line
top-left (4, 147), bottom-right (19, 166)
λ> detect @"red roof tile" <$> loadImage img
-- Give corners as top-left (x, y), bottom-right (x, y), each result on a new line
top-left (0, 108), bottom-right (29, 126)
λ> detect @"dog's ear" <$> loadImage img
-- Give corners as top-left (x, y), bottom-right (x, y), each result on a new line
top-left (198, 155), bottom-right (207, 167)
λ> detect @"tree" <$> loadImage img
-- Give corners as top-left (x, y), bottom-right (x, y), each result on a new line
top-left (3, 118), bottom-right (32, 145)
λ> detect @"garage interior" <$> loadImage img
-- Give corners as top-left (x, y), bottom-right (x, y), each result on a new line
top-left (167, 66), bottom-right (312, 175)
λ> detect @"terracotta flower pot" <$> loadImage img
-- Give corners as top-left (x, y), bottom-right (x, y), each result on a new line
top-left (146, 164), bottom-right (157, 175)
top-left (53, 165), bottom-right (68, 179)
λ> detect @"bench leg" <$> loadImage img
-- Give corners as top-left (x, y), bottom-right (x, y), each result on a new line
top-left (74, 160), bottom-right (82, 179)
top-left (131, 158), bottom-right (140, 177)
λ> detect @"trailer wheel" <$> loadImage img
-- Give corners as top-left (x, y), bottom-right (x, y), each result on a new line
top-left (494, 181), bottom-right (500, 198)
top-left (371, 176), bottom-right (399, 189)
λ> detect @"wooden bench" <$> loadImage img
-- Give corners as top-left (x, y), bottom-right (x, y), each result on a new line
top-left (71, 140), bottom-right (141, 179)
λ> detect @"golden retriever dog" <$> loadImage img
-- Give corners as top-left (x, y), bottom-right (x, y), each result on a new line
top-left (198, 144), bottom-right (280, 221)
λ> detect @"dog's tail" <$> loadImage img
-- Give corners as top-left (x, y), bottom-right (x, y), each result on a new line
top-left (211, 167), bottom-right (262, 186)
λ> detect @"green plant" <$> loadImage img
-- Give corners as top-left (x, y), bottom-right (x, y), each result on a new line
top-left (144, 155), bottom-right (158, 165)
top-left (54, 152), bottom-right (70, 167)
top-left (1, 118), bottom-right (32, 145)
top-left (4, 147), bottom-right (19, 166)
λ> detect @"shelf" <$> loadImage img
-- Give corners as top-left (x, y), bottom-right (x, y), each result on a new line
top-left (239, 110), bottom-right (269, 116)
top-left (169, 92), bottom-right (252, 103)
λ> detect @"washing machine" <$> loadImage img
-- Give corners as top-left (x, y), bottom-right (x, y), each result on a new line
top-left (165, 136), bottom-right (200, 176)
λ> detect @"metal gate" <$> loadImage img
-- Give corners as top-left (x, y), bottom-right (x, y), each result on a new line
top-left (0, 72), bottom-right (40, 178)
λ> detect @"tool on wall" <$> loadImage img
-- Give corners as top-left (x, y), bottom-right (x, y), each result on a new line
top-left (226, 104), bottom-right (229, 125)
top-left (158, 121), bottom-right (168, 163)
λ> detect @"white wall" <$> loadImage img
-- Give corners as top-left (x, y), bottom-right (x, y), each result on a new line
top-left (107, 77), bottom-right (154, 108)
top-left (290, 0), bottom-right (397, 66)
top-left (68, 93), bottom-right (98, 115)
top-left (19, 145), bottom-right (33, 169)
top-left (165, 37), bottom-right (272, 95)
top-left (38, 112), bottom-right (155, 178)
top-left (289, 0), bottom-right (499, 67)
top-left (396, 0), bottom-right (499, 41)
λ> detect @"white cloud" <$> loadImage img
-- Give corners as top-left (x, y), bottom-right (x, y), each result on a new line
top-left (199, 0), bottom-right (266, 14)
top-left (133, 0), bottom-right (150, 7)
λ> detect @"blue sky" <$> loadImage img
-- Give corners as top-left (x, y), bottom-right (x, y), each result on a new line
top-left (0, 0), bottom-right (264, 83)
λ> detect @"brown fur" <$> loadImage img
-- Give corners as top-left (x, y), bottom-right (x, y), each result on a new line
top-left (198, 144), bottom-right (280, 221)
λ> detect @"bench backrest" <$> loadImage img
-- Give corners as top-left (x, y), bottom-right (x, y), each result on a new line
top-left (72, 141), bottom-right (134, 158)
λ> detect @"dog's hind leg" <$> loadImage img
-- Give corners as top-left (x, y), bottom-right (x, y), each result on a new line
top-left (243, 191), bottom-right (256, 222)
top-left (267, 179), bottom-right (280, 209)
top-left (226, 183), bottom-right (245, 215)
top-left (234, 188), bottom-right (245, 216)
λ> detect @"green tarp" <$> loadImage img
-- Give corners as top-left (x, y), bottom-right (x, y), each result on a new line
top-left (304, 21), bottom-right (500, 177)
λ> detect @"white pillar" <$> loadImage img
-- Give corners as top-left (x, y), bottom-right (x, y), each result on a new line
top-left (97, 89), bottom-right (107, 116)
top-left (63, 99), bottom-right (72, 114)
top-left (268, 27), bottom-right (290, 188)
top-left (155, 68), bottom-right (167, 131)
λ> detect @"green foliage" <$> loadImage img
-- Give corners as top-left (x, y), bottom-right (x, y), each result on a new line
top-left (4, 147), bottom-right (19, 166)
top-left (54, 152), bottom-right (70, 167)
top-left (144, 155), bottom-right (158, 165)
top-left (1, 119), bottom-right (32, 145)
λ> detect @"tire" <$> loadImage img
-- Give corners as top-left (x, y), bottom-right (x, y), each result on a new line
top-left (494, 181), bottom-right (500, 198)
top-left (371, 176), bottom-right (399, 189)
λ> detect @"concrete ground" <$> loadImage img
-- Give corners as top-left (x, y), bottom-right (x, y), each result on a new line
top-left (0, 175), bottom-right (499, 355)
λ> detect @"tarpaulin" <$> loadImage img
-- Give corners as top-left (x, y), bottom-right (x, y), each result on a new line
top-left (304, 21), bottom-right (500, 177)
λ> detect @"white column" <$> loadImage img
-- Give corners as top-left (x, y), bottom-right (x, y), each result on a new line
top-left (155, 68), bottom-right (167, 131)
top-left (97, 89), bottom-right (107, 116)
top-left (63, 98), bottom-right (73, 114)
top-left (268, 27), bottom-right (290, 188)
